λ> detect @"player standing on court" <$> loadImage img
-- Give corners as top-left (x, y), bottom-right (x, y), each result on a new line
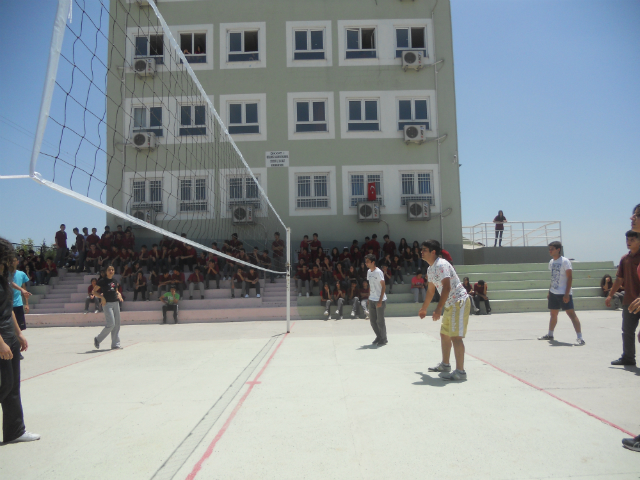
top-left (419, 240), bottom-right (471, 381)
top-left (92, 265), bottom-right (124, 350)
top-left (538, 241), bottom-right (585, 345)
top-left (365, 254), bottom-right (388, 346)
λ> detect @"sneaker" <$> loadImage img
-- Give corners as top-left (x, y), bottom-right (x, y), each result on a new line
top-left (93, 337), bottom-right (99, 349)
top-left (372, 337), bottom-right (380, 345)
top-left (245, 294), bottom-right (249, 298)
top-left (575, 338), bottom-right (586, 346)
top-left (257, 294), bottom-right (260, 298)
top-left (365, 311), bottom-right (370, 318)
top-left (428, 362), bottom-right (452, 372)
top-left (611, 357), bottom-right (636, 366)
top-left (298, 293), bottom-right (302, 297)
top-left (94, 309), bottom-right (100, 314)
top-left (441, 370), bottom-right (467, 381)
top-left (19, 353), bottom-right (24, 360)
top-left (338, 316), bottom-right (342, 320)
top-left (83, 310), bottom-right (88, 314)
top-left (8, 431), bottom-right (40, 443)
top-left (111, 346), bottom-right (123, 350)
top-left (538, 334), bottom-right (554, 340)
top-left (324, 310), bottom-right (329, 316)
top-left (306, 292), bottom-right (309, 297)
top-left (377, 340), bottom-right (388, 346)
top-left (474, 308), bottom-right (480, 314)
top-left (351, 311), bottom-right (355, 317)
top-left (335, 309), bottom-right (340, 315)
top-left (622, 435), bottom-right (640, 452)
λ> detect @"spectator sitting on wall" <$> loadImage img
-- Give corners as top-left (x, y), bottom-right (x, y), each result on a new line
top-left (411, 270), bottom-right (426, 304)
top-left (161, 284), bottom-right (180, 324)
top-left (601, 274), bottom-right (623, 310)
top-left (472, 280), bottom-right (491, 315)
top-left (84, 278), bottom-right (102, 314)
top-left (244, 267), bottom-right (261, 298)
top-left (187, 267), bottom-right (205, 300)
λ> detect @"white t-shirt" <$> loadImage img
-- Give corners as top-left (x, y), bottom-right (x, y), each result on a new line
top-left (427, 258), bottom-right (469, 307)
top-left (549, 256), bottom-right (573, 295)
top-left (367, 267), bottom-right (387, 302)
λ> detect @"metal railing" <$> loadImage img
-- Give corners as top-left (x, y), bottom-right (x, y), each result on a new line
top-left (462, 221), bottom-right (562, 248)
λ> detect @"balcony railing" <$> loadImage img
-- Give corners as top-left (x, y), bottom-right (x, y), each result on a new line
top-left (462, 221), bottom-right (562, 248)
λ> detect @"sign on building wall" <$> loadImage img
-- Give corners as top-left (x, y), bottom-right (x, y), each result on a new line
top-left (266, 151), bottom-right (289, 168)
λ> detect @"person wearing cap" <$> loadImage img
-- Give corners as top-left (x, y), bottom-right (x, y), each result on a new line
top-left (161, 284), bottom-right (180, 324)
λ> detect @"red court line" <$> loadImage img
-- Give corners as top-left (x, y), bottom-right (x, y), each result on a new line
top-left (467, 353), bottom-right (635, 436)
top-left (21, 342), bottom-right (141, 382)
top-left (186, 325), bottom-right (295, 480)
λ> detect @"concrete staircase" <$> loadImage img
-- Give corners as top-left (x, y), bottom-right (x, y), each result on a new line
top-left (26, 270), bottom-right (299, 327)
top-left (295, 261), bottom-right (616, 320)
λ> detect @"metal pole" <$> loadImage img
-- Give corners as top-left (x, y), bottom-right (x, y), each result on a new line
top-left (522, 223), bottom-right (526, 247)
top-left (286, 227), bottom-right (291, 333)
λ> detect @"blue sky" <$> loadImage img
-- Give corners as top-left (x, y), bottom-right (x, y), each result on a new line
top-left (0, 0), bottom-right (638, 262)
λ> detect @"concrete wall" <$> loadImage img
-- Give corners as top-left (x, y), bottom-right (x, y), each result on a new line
top-left (464, 247), bottom-right (551, 265)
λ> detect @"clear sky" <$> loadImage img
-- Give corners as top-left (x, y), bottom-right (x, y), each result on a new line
top-left (0, 0), bottom-right (638, 262)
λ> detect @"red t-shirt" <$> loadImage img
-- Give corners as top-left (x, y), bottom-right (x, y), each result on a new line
top-left (309, 270), bottom-right (322, 280)
top-left (411, 276), bottom-right (425, 288)
top-left (148, 249), bottom-right (160, 260)
top-left (441, 249), bottom-right (453, 265)
top-left (171, 272), bottom-right (185, 284)
top-left (359, 288), bottom-right (370, 300)
top-left (121, 237), bottom-right (135, 250)
top-left (55, 230), bottom-right (67, 249)
top-left (87, 285), bottom-right (97, 295)
top-left (473, 283), bottom-right (486, 296)
top-left (46, 263), bottom-right (57, 273)
top-left (233, 273), bottom-right (244, 283)
top-left (297, 270), bottom-right (310, 281)
top-left (310, 240), bottom-right (322, 257)
top-left (369, 240), bottom-right (380, 258)
top-left (382, 241), bottom-right (396, 258)
top-left (246, 271), bottom-right (259, 282)
top-left (184, 247), bottom-right (197, 258)
top-left (333, 270), bottom-right (345, 281)
top-left (188, 272), bottom-right (204, 283)
top-left (616, 250), bottom-right (640, 305)
top-left (86, 234), bottom-right (100, 246)
top-left (272, 239), bottom-right (285, 258)
top-left (86, 249), bottom-right (101, 259)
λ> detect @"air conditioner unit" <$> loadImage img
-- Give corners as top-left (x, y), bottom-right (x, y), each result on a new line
top-left (131, 131), bottom-right (156, 150)
top-left (404, 124), bottom-right (427, 144)
top-left (131, 207), bottom-right (156, 225)
top-left (406, 201), bottom-right (431, 221)
top-left (357, 201), bottom-right (381, 223)
top-left (232, 205), bottom-right (255, 224)
top-left (402, 50), bottom-right (423, 71)
top-left (133, 58), bottom-right (156, 76)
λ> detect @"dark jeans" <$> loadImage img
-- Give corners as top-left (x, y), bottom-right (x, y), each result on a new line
top-left (0, 339), bottom-right (26, 443)
top-left (494, 229), bottom-right (504, 247)
top-left (245, 281), bottom-right (261, 296)
top-left (205, 273), bottom-right (220, 289)
top-left (473, 296), bottom-right (491, 313)
top-left (368, 300), bottom-right (387, 343)
top-left (162, 304), bottom-right (178, 322)
top-left (77, 250), bottom-right (86, 273)
top-left (55, 247), bottom-right (66, 268)
top-left (13, 306), bottom-right (26, 331)
top-left (621, 307), bottom-right (640, 362)
top-left (133, 286), bottom-right (147, 301)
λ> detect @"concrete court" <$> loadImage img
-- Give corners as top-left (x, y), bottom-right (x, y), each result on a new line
top-left (1, 311), bottom-right (639, 480)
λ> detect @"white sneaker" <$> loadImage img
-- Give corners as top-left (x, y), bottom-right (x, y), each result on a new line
top-left (9, 431), bottom-right (40, 443)
top-left (338, 316), bottom-right (343, 320)
top-left (298, 292), bottom-right (302, 297)
top-left (94, 309), bottom-right (99, 314)
top-left (306, 292), bottom-right (309, 297)
top-left (83, 310), bottom-right (88, 314)
top-left (335, 309), bottom-right (340, 315)
top-left (351, 311), bottom-right (355, 317)
top-left (324, 310), bottom-right (329, 316)
top-left (244, 294), bottom-right (249, 298)
top-left (576, 338), bottom-right (585, 346)
top-left (257, 294), bottom-right (260, 298)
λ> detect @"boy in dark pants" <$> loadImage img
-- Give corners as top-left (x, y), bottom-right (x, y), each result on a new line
top-left (365, 254), bottom-right (387, 346)
top-left (161, 285), bottom-right (180, 324)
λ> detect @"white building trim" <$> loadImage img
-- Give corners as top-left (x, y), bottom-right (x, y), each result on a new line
top-left (285, 20), bottom-right (333, 68)
top-left (288, 166), bottom-right (337, 217)
top-left (218, 168), bottom-right (268, 219)
top-left (219, 22), bottom-right (267, 70)
top-left (218, 93), bottom-right (267, 142)
top-left (286, 92), bottom-right (335, 141)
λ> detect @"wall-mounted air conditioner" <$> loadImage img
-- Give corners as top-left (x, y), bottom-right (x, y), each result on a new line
top-left (357, 201), bottom-right (381, 222)
top-left (134, 57), bottom-right (156, 76)
top-left (402, 50), bottom-right (423, 71)
top-left (131, 131), bottom-right (156, 150)
top-left (131, 207), bottom-right (156, 225)
top-left (406, 201), bottom-right (431, 221)
top-left (232, 205), bottom-right (255, 224)
top-left (403, 124), bottom-right (427, 144)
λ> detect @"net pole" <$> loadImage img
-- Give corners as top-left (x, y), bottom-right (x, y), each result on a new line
top-left (286, 227), bottom-right (291, 333)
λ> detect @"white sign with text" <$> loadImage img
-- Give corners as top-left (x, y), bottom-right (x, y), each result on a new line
top-left (266, 151), bottom-right (289, 168)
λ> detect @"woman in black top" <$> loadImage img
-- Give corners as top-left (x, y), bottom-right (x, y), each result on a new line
top-left (0, 237), bottom-right (39, 444)
top-left (92, 265), bottom-right (124, 350)
top-left (493, 210), bottom-right (507, 247)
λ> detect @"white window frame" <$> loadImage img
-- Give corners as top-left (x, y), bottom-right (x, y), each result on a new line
top-left (400, 171), bottom-right (434, 206)
top-left (228, 174), bottom-right (261, 205)
top-left (131, 178), bottom-right (163, 212)
top-left (397, 97), bottom-right (430, 130)
top-left (347, 98), bottom-right (380, 131)
top-left (349, 172), bottom-right (384, 207)
top-left (287, 92), bottom-right (334, 141)
top-left (134, 33), bottom-right (164, 64)
top-left (295, 173), bottom-right (330, 210)
top-left (295, 99), bottom-right (328, 132)
top-left (219, 93), bottom-right (267, 142)
top-left (293, 28), bottom-right (326, 60)
top-left (132, 105), bottom-right (163, 137)
top-left (345, 27), bottom-right (377, 59)
top-left (227, 101), bottom-right (260, 134)
top-left (286, 21), bottom-right (332, 68)
top-left (179, 103), bottom-right (207, 136)
top-left (179, 177), bottom-right (208, 212)
top-left (220, 22), bottom-right (266, 69)
top-left (394, 26), bottom-right (427, 57)
top-left (227, 30), bottom-right (259, 58)
top-left (178, 31), bottom-right (208, 64)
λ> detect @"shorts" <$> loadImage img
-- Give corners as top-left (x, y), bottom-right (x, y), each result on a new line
top-left (441, 298), bottom-right (470, 338)
top-left (548, 293), bottom-right (574, 311)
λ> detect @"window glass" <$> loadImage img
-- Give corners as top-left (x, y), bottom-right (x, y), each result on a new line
top-left (230, 178), bottom-right (243, 199)
top-left (364, 101), bottom-right (377, 121)
top-left (418, 173), bottom-right (431, 194)
top-left (399, 100), bottom-right (412, 120)
top-left (310, 30), bottom-right (323, 50)
top-left (346, 29), bottom-right (359, 49)
top-left (312, 102), bottom-right (325, 122)
top-left (194, 106), bottom-right (206, 125)
top-left (229, 104), bottom-right (242, 124)
top-left (396, 29), bottom-right (409, 49)
top-left (181, 180), bottom-right (192, 201)
top-left (402, 174), bottom-right (414, 195)
top-left (361, 29), bottom-right (375, 49)
top-left (149, 35), bottom-right (163, 56)
top-left (246, 178), bottom-right (258, 199)
top-left (133, 108), bottom-right (146, 128)
top-left (135, 37), bottom-right (148, 56)
top-left (150, 180), bottom-right (162, 203)
top-left (245, 103), bottom-right (258, 124)
top-left (244, 31), bottom-right (259, 52)
top-left (296, 102), bottom-right (310, 122)
top-left (348, 101), bottom-right (361, 121)
top-left (298, 176), bottom-right (311, 198)
top-left (411, 27), bottom-right (425, 49)
top-left (180, 33), bottom-right (192, 54)
top-left (229, 32), bottom-right (242, 52)
top-left (415, 100), bottom-right (428, 120)
top-left (314, 175), bottom-right (327, 197)
top-left (149, 107), bottom-right (162, 127)
top-left (133, 181), bottom-right (145, 203)
top-left (295, 31), bottom-right (307, 51)
top-left (180, 106), bottom-right (191, 126)
top-left (195, 179), bottom-right (206, 200)
top-left (193, 33), bottom-right (206, 54)
top-left (351, 174), bottom-right (364, 197)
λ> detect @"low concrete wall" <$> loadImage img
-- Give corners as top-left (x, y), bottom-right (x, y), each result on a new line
top-left (464, 246), bottom-right (549, 265)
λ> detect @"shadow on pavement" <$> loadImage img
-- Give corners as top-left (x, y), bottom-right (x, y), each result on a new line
top-left (357, 344), bottom-right (379, 350)
top-left (77, 350), bottom-right (104, 354)
top-left (608, 365), bottom-right (640, 376)
top-left (412, 372), bottom-right (449, 387)
top-left (548, 340), bottom-right (574, 347)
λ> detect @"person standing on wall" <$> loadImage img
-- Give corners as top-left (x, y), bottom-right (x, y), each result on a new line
top-left (493, 210), bottom-right (507, 247)
top-left (54, 224), bottom-right (67, 268)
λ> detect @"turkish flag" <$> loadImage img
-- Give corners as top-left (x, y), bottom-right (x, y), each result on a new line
top-left (367, 182), bottom-right (377, 201)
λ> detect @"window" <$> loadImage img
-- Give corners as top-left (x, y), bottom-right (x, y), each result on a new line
top-left (180, 105), bottom-right (206, 136)
top-left (395, 27), bottom-right (426, 57)
top-left (348, 99), bottom-right (379, 131)
top-left (228, 30), bottom-right (259, 62)
top-left (346, 28), bottom-right (376, 59)
top-left (131, 179), bottom-right (163, 211)
top-left (350, 173), bottom-right (383, 207)
top-left (228, 102), bottom-right (259, 134)
top-left (133, 106), bottom-right (163, 136)
top-left (296, 174), bottom-right (329, 209)
top-left (398, 99), bottom-right (429, 130)
top-left (135, 34), bottom-right (164, 64)
top-left (295, 100), bottom-right (327, 132)
top-left (401, 172), bottom-right (433, 206)
top-left (180, 32), bottom-right (207, 63)
top-left (179, 178), bottom-right (207, 212)
top-left (228, 175), bottom-right (260, 204)
top-left (294, 29), bottom-right (325, 60)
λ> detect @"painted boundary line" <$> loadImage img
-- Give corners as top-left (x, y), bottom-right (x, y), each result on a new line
top-left (21, 342), bottom-right (141, 382)
top-left (468, 353), bottom-right (635, 436)
top-left (185, 323), bottom-right (295, 480)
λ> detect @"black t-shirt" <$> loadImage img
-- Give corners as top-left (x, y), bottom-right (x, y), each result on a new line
top-left (0, 281), bottom-right (17, 343)
top-left (97, 277), bottom-right (120, 303)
